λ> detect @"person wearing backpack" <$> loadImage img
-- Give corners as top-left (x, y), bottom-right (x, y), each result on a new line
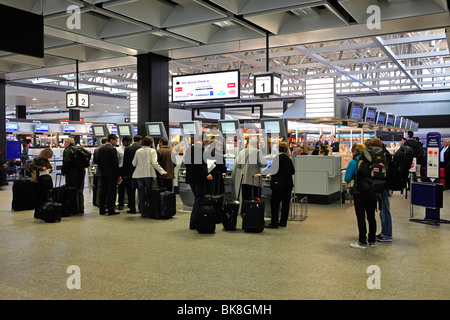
top-left (368, 138), bottom-right (393, 242)
top-left (345, 143), bottom-right (378, 249)
top-left (62, 138), bottom-right (91, 214)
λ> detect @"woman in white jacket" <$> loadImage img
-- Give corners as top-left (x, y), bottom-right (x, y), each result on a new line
top-left (132, 136), bottom-right (167, 217)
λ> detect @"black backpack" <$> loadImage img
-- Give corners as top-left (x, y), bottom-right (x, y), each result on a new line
top-left (356, 146), bottom-right (387, 195)
top-left (389, 145), bottom-right (414, 191)
top-left (70, 146), bottom-right (91, 168)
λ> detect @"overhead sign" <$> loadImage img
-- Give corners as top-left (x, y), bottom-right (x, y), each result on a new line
top-left (172, 70), bottom-right (240, 102)
top-left (66, 90), bottom-right (90, 109)
top-left (254, 72), bottom-right (281, 97)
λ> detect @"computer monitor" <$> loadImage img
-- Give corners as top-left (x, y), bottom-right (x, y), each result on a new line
top-left (219, 120), bottom-right (239, 135)
top-left (180, 121), bottom-right (201, 137)
top-left (91, 124), bottom-right (109, 137)
top-left (363, 106), bottom-right (377, 124)
top-left (347, 101), bottom-right (364, 121)
top-left (64, 124), bottom-right (76, 133)
top-left (35, 124), bottom-right (49, 133)
top-left (116, 123), bottom-right (134, 137)
top-left (225, 158), bottom-right (235, 171)
top-left (375, 111), bottom-right (386, 126)
top-left (260, 119), bottom-right (287, 140)
top-left (394, 116), bottom-right (401, 128)
top-left (385, 114), bottom-right (394, 127)
top-left (6, 122), bottom-right (18, 132)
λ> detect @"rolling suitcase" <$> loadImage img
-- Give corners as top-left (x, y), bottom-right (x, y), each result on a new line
top-left (148, 183), bottom-right (176, 219)
top-left (12, 178), bottom-right (36, 211)
top-left (203, 172), bottom-right (224, 224)
top-left (35, 202), bottom-right (62, 223)
top-left (52, 174), bottom-right (79, 217)
top-left (222, 200), bottom-right (239, 231)
top-left (241, 176), bottom-right (265, 233)
top-left (197, 205), bottom-right (216, 234)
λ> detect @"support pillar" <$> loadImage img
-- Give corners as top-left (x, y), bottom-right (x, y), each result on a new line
top-left (137, 53), bottom-right (169, 138)
top-left (0, 80), bottom-right (6, 185)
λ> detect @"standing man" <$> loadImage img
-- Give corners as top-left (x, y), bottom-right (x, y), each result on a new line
top-left (440, 138), bottom-right (450, 190)
top-left (117, 135), bottom-right (132, 210)
top-left (122, 135), bottom-right (142, 213)
top-left (97, 134), bottom-right (121, 216)
top-left (62, 138), bottom-right (90, 214)
top-left (157, 137), bottom-right (175, 191)
top-left (185, 134), bottom-right (212, 229)
top-left (92, 137), bottom-right (108, 207)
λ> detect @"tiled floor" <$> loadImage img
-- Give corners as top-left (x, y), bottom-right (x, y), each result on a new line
top-left (0, 182), bottom-right (449, 300)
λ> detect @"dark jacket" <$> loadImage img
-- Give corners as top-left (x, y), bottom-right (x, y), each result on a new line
top-left (122, 142), bottom-right (142, 178)
top-left (185, 142), bottom-right (208, 185)
top-left (30, 157), bottom-right (53, 175)
top-left (404, 138), bottom-right (425, 166)
top-left (97, 143), bottom-right (120, 178)
top-left (62, 143), bottom-right (85, 175)
top-left (270, 153), bottom-right (295, 190)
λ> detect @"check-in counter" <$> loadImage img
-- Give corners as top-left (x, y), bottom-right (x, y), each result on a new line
top-left (294, 155), bottom-right (341, 204)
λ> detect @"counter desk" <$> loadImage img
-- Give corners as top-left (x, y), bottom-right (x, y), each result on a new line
top-left (294, 155), bottom-right (341, 204)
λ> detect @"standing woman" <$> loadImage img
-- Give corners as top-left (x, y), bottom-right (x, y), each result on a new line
top-left (132, 136), bottom-right (167, 217)
top-left (30, 148), bottom-right (54, 217)
top-left (267, 142), bottom-right (295, 228)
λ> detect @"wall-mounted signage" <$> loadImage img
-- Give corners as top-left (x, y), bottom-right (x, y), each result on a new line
top-left (172, 70), bottom-right (240, 102)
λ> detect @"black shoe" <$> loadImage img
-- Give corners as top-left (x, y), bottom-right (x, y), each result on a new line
top-left (107, 211), bottom-right (120, 216)
top-left (265, 224), bottom-right (278, 228)
top-left (99, 211), bottom-right (106, 215)
top-left (127, 210), bottom-right (136, 214)
top-left (118, 205), bottom-right (124, 210)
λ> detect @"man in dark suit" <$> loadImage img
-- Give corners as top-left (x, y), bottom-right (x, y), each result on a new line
top-left (185, 135), bottom-right (212, 229)
top-left (440, 138), bottom-right (450, 189)
top-left (97, 134), bottom-right (121, 215)
top-left (122, 135), bottom-right (142, 213)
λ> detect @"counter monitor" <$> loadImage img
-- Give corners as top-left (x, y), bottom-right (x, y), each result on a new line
top-left (64, 125), bottom-right (76, 133)
top-left (394, 116), bottom-right (401, 128)
top-left (6, 122), bottom-right (18, 132)
top-left (35, 124), bottom-right (49, 133)
top-left (347, 101), bottom-right (364, 121)
top-left (376, 111), bottom-right (386, 126)
top-left (363, 106), bottom-right (377, 124)
top-left (385, 114), bottom-right (395, 127)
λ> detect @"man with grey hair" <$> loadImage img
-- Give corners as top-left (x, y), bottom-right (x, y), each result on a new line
top-left (62, 137), bottom-right (90, 214)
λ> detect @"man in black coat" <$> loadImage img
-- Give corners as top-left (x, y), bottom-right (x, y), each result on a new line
top-left (122, 134), bottom-right (142, 213)
top-left (185, 135), bottom-right (212, 229)
top-left (97, 134), bottom-right (121, 215)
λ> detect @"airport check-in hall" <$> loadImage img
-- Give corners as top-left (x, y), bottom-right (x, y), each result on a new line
top-left (0, 0), bottom-right (450, 305)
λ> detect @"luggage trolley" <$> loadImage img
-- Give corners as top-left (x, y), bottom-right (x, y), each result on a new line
top-left (289, 193), bottom-right (307, 221)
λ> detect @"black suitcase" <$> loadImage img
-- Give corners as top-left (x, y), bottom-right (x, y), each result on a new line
top-left (148, 186), bottom-right (176, 219)
top-left (222, 200), bottom-right (239, 231)
top-left (203, 172), bottom-right (224, 223)
top-left (52, 174), bottom-right (79, 217)
top-left (241, 177), bottom-right (265, 233)
top-left (197, 205), bottom-right (216, 234)
top-left (12, 178), bottom-right (36, 211)
top-left (35, 202), bottom-right (62, 223)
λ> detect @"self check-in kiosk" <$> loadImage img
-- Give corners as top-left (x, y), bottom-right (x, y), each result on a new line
top-left (145, 122), bottom-right (168, 148)
top-left (116, 123), bottom-right (135, 140)
top-left (91, 124), bottom-right (110, 146)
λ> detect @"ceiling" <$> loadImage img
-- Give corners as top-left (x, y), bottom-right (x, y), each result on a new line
top-left (1, 0), bottom-right (450, 120)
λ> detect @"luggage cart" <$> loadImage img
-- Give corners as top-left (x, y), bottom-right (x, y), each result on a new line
top-left (289, 194), bottom-right (307, 221)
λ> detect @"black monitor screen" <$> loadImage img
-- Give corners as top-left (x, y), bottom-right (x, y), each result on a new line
top-left (376, 112), bottom-right (386, 125)
top-left (364, 107), bottom-right (377, 123)
top-left (348, 102), bottom-right (363, 120)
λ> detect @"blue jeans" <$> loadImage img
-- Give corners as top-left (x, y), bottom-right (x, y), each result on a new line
top-left (135, 177), bottom-right (153, 217)
top-left (379, 189), bottom-right (392, 238)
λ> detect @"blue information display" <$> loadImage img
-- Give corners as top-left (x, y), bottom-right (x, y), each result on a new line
top-left (6, 141), bottom-right (21, 159)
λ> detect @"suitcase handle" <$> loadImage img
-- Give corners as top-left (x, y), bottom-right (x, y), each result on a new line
top-left (251, 175), bottom-right (263, 199)
top-left (54, 173), bottom-right (64, 188)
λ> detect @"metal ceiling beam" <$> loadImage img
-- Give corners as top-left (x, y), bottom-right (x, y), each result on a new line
top-left (372, 36), bottom-right (423, 91)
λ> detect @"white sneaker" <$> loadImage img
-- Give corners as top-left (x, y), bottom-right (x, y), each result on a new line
top-left (350, 243), bottom-right (367, 249)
